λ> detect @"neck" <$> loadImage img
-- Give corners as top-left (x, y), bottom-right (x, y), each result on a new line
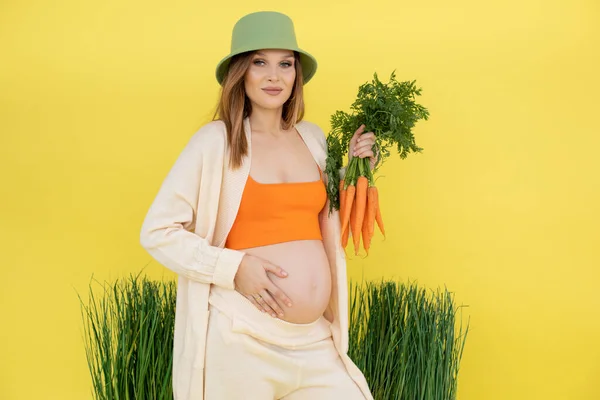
top-left (248, 107), bottom-right (287, 136)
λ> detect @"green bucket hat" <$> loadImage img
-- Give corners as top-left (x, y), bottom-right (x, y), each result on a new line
top-left (215, 11), bottom-right (318, 85)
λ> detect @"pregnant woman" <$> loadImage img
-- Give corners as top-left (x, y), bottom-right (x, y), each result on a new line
top-left (140, 11), bottom-right (376, 400)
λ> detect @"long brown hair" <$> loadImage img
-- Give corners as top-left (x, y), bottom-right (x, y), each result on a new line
top-left (213, 51), bottom-right (306, 169)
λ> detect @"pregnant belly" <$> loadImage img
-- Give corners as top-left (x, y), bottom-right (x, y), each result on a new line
top-left (242, 239), bottom-right (332, 324)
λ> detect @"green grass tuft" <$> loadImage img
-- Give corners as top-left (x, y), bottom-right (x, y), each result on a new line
top-left (77, 271), bottom-right (176, 400)
top-left (348, 279), bottom-right (470, 400)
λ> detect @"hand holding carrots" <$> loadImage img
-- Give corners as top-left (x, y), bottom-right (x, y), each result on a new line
top-left (348, 124), bottom-right (378, 170)
top-left (325, 71), bottom-right (429, 256)
top-left (340, 125), bottom-right (384, 256)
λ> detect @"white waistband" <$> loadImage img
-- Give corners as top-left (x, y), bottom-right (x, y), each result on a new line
top-left (208, 285), bottom-right (332, 347)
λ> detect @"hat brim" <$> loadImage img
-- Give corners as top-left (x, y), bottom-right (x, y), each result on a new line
top-left (215, 48), bottom-right (317, 86)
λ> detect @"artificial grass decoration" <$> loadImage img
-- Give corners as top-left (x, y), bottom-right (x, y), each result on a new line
top-left (77, 271), bottom-right (176, 400)
top-left (348, 279), bottom-right (469, 400)
top-left (78, 274), bottom-right (469, 400)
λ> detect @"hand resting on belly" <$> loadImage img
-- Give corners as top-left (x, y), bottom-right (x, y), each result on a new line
top-left (233, 240), bottom-right (332, 324)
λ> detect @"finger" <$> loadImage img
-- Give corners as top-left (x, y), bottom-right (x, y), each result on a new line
top-left (246, 295), bottom-right (267, 313)
top-left (267, 282), bottom-right (293, 308)
top-left (249, 295), bottom-right (267, 313)
top-left (263, 262), bottom-right (288, 278)
top-left (260, 289), bottom-right (284, 318)
top-left (355, 133), bottom-right (372, 149)
top-left (353, 141), bottom-right (376, 156)
top-left (357, 149), bottom-right (375, 159)
top-left (253, 292), bottom-right (277, 315)
top-left (356, 132), bottom-right (375, 143)
top-left (351, 125), bottom-right (366, 143)
top-left (254, 295), bottom-right (276, 316)
top-left (355, 141), bottom-right (375, 153)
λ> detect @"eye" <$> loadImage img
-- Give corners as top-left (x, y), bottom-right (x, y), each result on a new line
top-left (253, 59), bottom-right (265, 66)
top-left (280, 61), bottom-right (293, 68)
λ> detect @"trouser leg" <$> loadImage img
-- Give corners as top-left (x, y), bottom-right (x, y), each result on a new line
top-left (204, 305), bottom-right (296, 400)
top-left (279, 337), bottom-right (367, 400)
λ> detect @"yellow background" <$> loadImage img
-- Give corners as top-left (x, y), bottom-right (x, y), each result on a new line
top-left (1, 0), bottom-right (599, 399)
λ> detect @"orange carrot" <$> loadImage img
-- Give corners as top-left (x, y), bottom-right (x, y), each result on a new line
top-left (362, 186), bottom-right (377, 253)
top-left (362, 220), bottom-right (371, 255)
top-left (361, 216), bottom-right (371, 255)
top-left (339, 180), bottom-right (349, 248)
top-left (353, 176), bottom-right (369, 255)
top-left (341, 184), bottom-right (355, 235)
top-left (342, 221), bottom-right (350, 248)
top-left (366, 187), bottom-right (377, 236)
top-left (371, 186), bottom-right (385, 238)
top-left (349, 193), bottom-right (358, 254)
top-left (339, 179), bottom-right (346, 221)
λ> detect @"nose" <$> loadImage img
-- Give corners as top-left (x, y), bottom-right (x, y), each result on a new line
top-left (266, 65), bottom-right (279, 82)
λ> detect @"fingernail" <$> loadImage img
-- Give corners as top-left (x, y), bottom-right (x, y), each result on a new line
top-left (287, 302), bottom-right (292, 307)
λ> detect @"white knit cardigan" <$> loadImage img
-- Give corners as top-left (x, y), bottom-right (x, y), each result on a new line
top-left (140, 117), bottom-right (373, 400)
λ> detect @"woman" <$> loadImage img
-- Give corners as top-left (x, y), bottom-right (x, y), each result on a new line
top-left (140, 11), bottom-right (376, 400)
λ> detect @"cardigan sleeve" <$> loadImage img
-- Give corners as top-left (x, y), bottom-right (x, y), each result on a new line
top-left (139, 126), bottom-right (245, 290)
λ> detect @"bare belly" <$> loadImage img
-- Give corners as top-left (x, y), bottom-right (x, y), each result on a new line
top-left (241, 239), bottom-right (332, 324)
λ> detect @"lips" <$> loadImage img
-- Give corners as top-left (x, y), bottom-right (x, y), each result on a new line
top-left (262, 87), bottom-right (283, 96)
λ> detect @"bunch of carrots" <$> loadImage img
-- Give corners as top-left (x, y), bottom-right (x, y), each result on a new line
top-left (339, 155), bottom-right (385, 256)
top-left (324, 71), bottom-right (429, 256)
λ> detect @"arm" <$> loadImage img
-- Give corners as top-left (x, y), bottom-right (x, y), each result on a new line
top-left (139, 127), bottom-right (245, 290)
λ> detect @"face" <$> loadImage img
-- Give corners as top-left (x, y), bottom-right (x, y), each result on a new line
top-left (244, 49), bottom-right (297, 111)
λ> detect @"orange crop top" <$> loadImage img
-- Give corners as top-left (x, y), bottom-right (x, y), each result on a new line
top-left (225, 164), bottom-right (327, 250)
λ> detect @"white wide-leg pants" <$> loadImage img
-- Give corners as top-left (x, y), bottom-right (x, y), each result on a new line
top-left (204, 288), bottom-right (367, 400)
